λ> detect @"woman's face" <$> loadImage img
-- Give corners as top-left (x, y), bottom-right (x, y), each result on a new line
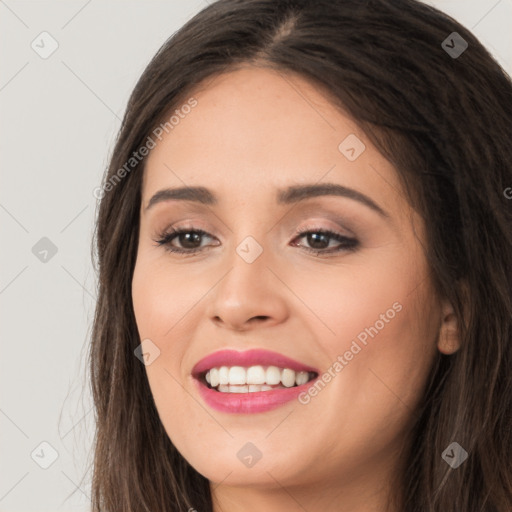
top-left (132, 66), bottom-right (451, 500)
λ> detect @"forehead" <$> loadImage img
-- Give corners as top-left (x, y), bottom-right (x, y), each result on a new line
top-left (141, 66), bottom-right (406, 216)
top-left (146, 66), bottom-right (356, 167)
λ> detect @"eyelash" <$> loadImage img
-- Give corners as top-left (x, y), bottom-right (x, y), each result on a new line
top-left (153, 226), bottom-right (359, 257)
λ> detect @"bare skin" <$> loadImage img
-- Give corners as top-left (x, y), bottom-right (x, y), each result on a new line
top-left (131, 66), bottom-right (460, 512)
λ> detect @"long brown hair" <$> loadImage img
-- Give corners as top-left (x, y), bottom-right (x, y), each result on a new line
top-left (88, 0), bottom-right (512, 510)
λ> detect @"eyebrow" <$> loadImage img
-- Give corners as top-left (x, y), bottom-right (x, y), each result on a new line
top-left (144, 182), bottom-right (389, 218)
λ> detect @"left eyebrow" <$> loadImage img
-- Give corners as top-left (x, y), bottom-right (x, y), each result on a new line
top-left (144, 182), bottom-right (389, 218)
top-left (276, 183), bottom-right (389, 218)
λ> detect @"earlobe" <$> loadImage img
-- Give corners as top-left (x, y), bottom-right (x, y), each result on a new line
top-left (437, 313), bottom-right (461, 354)
top-left (437, 300), bottom-right (461, 355)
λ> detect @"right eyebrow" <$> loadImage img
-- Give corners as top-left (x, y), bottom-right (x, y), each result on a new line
top-left (144, 186), bottom-right (217, 212)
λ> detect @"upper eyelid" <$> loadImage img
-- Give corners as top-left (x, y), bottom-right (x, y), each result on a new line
top-left (164, 213), bottom-right (355, 233)
top-left (160, 221), bottom-right (352, 238)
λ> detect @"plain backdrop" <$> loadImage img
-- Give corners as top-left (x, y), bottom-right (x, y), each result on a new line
top-left (1, 1), bottom-right (511, 510)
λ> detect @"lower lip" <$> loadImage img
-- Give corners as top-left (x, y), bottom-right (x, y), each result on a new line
top-left (194, 377), bottom-right (317, 414)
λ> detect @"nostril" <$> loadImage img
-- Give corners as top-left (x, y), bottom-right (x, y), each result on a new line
top-left (250, 315), bottom-right (269, 323)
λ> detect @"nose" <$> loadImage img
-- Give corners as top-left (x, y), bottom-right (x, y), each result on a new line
top-left (206, 243), bottom-right (289, 332)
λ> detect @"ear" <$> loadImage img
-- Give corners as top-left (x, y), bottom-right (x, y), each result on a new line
top-left (437, 297), bottom-right (461, 355)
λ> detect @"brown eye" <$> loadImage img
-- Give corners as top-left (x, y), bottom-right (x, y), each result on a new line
top-left (292, 228), bottom-right (359, 255)
top-left (154, 228), bottom-right (215, 255)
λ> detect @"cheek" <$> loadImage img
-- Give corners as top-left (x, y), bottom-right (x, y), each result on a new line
top-left (131, 260), bottom-right (195, 414)
top-left (279, 252), bottom-right (429, 356)
top-left (131, 261), bottom-right (204, 460)
top-left (287, 252), bottom-right (438, 418)
top-left (286, 279), bottom-right (438, 476)
top-left (131, 257), bottom-right (207, 341)
top-left (131, 257), bottom-right (210, 407)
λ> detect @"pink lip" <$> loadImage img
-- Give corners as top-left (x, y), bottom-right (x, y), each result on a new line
top-left (191, 349), bottom-right (319, 414)
top-left (194, 378), bottom-right (319, 414)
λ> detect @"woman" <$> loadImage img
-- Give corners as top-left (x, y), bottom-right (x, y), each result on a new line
top-left (89, 0), bottom-right (512, 510)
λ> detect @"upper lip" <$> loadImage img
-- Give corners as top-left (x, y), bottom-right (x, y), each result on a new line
top-left (192, 349), bottom-right (319, 377)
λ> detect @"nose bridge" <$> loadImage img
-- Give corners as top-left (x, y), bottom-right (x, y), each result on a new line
top-left (206, 228), bottom-right (288, 329)
top-left (220, 197), bottom-right (273, 272)
top-left (235, 233), bottom-right (266, 266)
top-left (222, 231), bottom-right (271, 302)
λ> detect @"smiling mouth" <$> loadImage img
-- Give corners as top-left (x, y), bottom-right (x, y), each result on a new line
top-left (199, 365), bottom-right (318, 393)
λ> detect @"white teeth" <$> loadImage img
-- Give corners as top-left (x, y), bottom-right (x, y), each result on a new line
top-left (266, 366), bottom-right (282, 385)
top-left (217, 384), bottom-right (275, 393)
top-left (228, 366), bottom-right (246, 385)
top-left (281, 368), bottom-right (296, 387)
top-left (219, 366), bottom-right (229, 385)
top-left (203, 365), bottom-right (315, 391)
top-left (248, 384), bottom-right (272, 392)
top-left (296, 371), bottom-right (309, 386)
top-left (230, 385), bottom-right (248, 393)
top-left (247, 365), bottom-right (266, 385)
top-left (209, 368), bottom-right (220, 387)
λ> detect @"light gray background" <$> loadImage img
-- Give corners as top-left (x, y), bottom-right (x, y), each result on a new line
top-left (1, 1), bottom-right (511, 510)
